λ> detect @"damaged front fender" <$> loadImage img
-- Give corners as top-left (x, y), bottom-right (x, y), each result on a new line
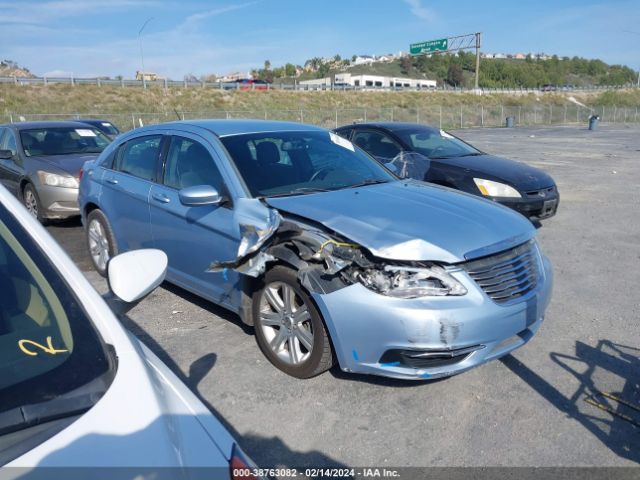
top-left (207, 198), bottom-right (281, 277)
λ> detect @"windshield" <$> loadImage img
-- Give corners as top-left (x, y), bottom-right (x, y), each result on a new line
top-left (397, 128), bottom-right (481, 159)
top-left (20, 127), bottom-right (111, 157)
top-left (220, 131), bottom-right (395, 197)
top-left (0, 202), bottom-right (114, 419)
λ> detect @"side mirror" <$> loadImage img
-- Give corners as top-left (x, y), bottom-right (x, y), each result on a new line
top-left (179, 185), bottom-right (223, 206)
top-left (107, 249), bottom-right (167, 303)
top-left (384, 162), bottom-right (398, 174)
top-left (0, 150), bottom-right (13, 160)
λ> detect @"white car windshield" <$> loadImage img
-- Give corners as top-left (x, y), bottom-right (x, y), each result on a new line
top-left (0, 202), bottom-right (114, 427)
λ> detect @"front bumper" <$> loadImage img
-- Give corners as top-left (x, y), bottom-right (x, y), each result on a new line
top-left (312, 255), bottom-right (553, 380)
top-left (494, 188), bottom-right (560, 220)
top-left (36, 184), bottom-right (80, 219)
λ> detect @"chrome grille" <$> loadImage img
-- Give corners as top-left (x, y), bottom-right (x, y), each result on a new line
top-left (462, 241), bottom-right (540, 304)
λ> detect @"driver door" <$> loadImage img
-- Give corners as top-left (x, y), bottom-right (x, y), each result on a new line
top-left (149, 133), bottom-right (239, 305)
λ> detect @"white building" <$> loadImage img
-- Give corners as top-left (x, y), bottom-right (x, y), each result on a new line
top-left (352, 55), bottom-right (375, 66)
top-left (331, 73), bottom-right (436, 89)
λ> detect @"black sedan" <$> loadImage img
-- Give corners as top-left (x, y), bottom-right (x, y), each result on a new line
top-left (334, 122), bottom-right (559, 221)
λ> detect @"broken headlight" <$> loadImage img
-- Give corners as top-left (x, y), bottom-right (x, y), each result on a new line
top-left (356, 265), bottom-right (467, 298)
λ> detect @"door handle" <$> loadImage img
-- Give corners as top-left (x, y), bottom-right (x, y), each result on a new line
top-left (105, 178), bottom-right (118, 185)
top-left (152, 193), bottom-right (170, 204)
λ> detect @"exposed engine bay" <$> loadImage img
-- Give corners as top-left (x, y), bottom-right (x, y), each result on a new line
top-left (208, 209), bottom-right (467, 300)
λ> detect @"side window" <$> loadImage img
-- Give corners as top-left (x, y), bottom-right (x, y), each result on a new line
top-left (352, 130), bottom-right (401, 160)
top-left (116, 135), bottom-right (161, 181)
top-left (335, 128), bottom-right (353, 140)
top-left (4, 131), bottom-right (17, 156)
top-left (163, 136), bottom-right (225, 192)
top-left (100, 144), bottom-right (121, 170)
top-left (0, 129), bottom-right (17, 156)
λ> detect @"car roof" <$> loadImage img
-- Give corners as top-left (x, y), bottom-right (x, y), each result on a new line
top-left (0, 121), bottom-right (101, 130)
top-left (339, 122), bottom-right (439, 132)
top-left (77, 118), bottom-right (114, 123)
top-left (133, 119), bottom-right (326, 137)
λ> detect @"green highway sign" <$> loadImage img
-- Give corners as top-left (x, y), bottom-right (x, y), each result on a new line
top-left (410, 38), bottom-right (448, 55)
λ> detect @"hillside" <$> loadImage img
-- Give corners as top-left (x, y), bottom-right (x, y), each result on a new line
top-left (0, 60), bottom-right (34, 78)
top-left (270, 55), bottom-right (637, 89)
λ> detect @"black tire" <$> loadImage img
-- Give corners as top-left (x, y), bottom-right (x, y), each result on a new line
top-left (22, 183), bottom-right (49, 225)
top-left (85, 209), bottom-right (118, 277)
top-left (253, 265), bottom-right (334, 379)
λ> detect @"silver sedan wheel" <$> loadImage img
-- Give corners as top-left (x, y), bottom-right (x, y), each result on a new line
top-left (24, 188), bottom-right (38, 218)
top-left (259, 281), bottom-right (314, 365)
top-left (88, 219), bottom-right (110, 271)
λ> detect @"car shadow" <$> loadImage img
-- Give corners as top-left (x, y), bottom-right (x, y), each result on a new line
top-left (329, 366), bottom-right (451, 388)
top-left (46, 216), bottom-right (83, 229)
top-left (501, 340), bottom-right (640, 463)
top-left (118, 314), bottom-right (347, 469)
top-left (160, 281), bottom-right (254, 336)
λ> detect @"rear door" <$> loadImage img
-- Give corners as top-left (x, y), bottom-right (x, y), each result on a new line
top-left (149, 133), bottom-right (239, 304)
top-left (98, 134), bottom-right (163, 251)
top-left (0, 129), bottom-right (23, 196)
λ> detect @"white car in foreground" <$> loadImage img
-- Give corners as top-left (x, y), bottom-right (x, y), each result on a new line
top-left (0, 184), bottom-right (256, 479)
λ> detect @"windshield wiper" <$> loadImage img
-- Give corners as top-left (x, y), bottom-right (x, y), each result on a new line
top-left (344, 179), bottom-right (389, 189)
top-left (265, 187), bottom-right (332, 198)
top-left (0, 375), bottom-right (110, 436)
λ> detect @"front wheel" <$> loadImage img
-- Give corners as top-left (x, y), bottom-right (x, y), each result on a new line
top-left (253, 266), bottom-right (334, 378)
top-left (86, 209), bottom-right (118, 277)
top-left (22, 183), bottom-right (48, 225)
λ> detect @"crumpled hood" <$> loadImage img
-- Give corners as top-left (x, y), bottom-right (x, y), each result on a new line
top-left (29, 153), bottom-right (99, 177)
top-left (441, 154), bottom-right (555, 191)
top-left (266, 180), bottom-right (535, 263)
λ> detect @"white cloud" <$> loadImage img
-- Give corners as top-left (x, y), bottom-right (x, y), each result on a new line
top-left (180, 1), bottom-right (260, 30)
top-left (42, 69), bottom-right (75, 77)
top-left (403, 0), bottom-right (436, 22)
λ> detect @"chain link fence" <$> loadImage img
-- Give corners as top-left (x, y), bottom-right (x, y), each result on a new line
top-left (2, 104), bottom-right (638, 132)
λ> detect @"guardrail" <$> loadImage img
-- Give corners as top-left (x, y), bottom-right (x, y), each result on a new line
top-left (2, 105), bottom-right (638, 131)
top-left (0, 75), bottom-right (636, 93)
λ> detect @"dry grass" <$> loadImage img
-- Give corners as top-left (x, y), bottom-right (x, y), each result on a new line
top-left (3, 84), bottom-right (639, 118)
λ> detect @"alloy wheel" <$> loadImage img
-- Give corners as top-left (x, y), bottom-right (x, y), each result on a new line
top-left (24, 189), bottom-right (38, 218)
top-left (259, 281), bottom-right (314, 365)
top-left (88, 219), bottom-right (110, 272)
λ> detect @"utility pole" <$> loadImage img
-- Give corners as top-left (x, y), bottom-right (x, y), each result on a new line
top-left (138, 17), bottom-right (153, 89)
top-left (475, 32), bottom-right (481, 91)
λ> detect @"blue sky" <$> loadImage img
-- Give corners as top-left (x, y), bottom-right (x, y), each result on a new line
top-left (1, 0), bottom-right (639, 79)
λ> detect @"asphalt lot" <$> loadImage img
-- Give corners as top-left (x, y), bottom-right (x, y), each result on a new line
top-left (46, 125), bottom-right (640, 468)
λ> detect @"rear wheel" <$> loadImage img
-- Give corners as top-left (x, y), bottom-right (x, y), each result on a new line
top-left (86, 209), bottom-right (118, 277)
top-left (253, 266), bottom-right (334, 378)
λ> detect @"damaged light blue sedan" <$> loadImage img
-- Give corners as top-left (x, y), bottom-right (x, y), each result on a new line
top-left (78, 120), bottom-right (553, 380)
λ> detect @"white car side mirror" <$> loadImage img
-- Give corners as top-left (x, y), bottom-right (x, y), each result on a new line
top-left (107, 249), bottom-right (168, 303)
